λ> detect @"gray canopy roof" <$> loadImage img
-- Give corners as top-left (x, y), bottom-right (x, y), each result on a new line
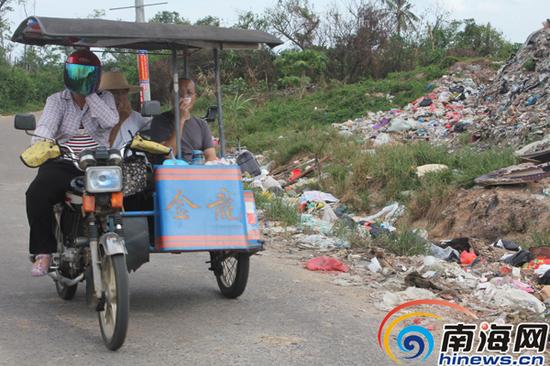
top-left (11, 16), bottom-right (283, 50)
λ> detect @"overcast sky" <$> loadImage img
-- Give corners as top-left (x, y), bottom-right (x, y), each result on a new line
top-left (6, 0), bottom-right (549, 43)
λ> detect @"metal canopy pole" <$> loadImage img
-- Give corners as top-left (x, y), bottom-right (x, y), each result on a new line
top-left (171, 48), bottom-right (182, 159)
top-left (214, 47), bottom-right (225, 158)
top-left (183, 47), bottom-right (190, 79)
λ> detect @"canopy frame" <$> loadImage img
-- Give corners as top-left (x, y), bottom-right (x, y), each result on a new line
top-left (11, 16), bottom-right (282, 160)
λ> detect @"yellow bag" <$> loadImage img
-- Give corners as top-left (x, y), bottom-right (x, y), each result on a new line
top-left (20, 141), bottom-right (61, 168)
top-left (130, 133), bottom-right (171, 155)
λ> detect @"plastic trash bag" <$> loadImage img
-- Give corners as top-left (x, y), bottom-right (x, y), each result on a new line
top-left (304, 256), bottom-right (349, 272)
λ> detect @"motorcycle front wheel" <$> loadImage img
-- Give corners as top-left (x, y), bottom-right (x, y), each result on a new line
top-left (98, 253), bottom-right (129, 351)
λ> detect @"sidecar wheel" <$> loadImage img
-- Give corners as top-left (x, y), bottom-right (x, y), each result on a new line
top-left (55, 278), bottom-right (78, 300)
top-left (98, 253), bottom-right (129, 351)
top-left (212, 252), bottom-right (250, 299)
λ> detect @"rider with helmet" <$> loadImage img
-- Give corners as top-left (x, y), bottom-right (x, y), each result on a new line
top-left (26, 49), bottom-right (118, 277)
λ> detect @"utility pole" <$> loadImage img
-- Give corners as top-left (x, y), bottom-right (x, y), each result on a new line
top-left (135, 0), bottom-right (145, 22)
top-left (109, 1), bottom-right (167, 104)
top-left (135, 0), bottom-right (150, 103)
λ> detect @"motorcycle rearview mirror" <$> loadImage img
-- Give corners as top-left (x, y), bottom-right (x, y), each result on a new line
top-left (14, 113), bottom-right (36, 131)
top-left (204, 105), bottom-right (218, 123)
top-left (141, 100), bottom-right (161, 117)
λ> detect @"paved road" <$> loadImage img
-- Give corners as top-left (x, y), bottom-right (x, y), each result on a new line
top-left (0, 115), bottom-right (390, 366)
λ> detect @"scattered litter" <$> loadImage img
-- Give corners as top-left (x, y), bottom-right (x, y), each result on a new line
top-left (416, 164), bottom-right (449, 177)
top-left (321, 205), bottom-right (338, 224)
top-left (364, 202), bottom-right (405, 224)
top-left (304, 256), bottom-right (349, 272)
top-left (368, 257), bottom-right (382, 273)
top-left (300, 191), bottom-right (339, 204)
top-left (503, 249), bottom-right (535, 267)
top-left (476, 283), bottom-right (546, 314)
top-left (296, 234), bottom-right (351, 250)
top-left (440, 238), bottom-right (471, 253)
top-left (381, 287), bottom-right (437, 310)
top-left (300, 214), bottom-right (333, 234)
top-left (530, 246), bottom-right (550, 258)
top-left (492, 239), bottom-right (520, 252)
top-left (460, 250), bottom-right (478, 266)
top-left (539, 269), bottom-right (550, 285)
top-left (332, 274), bottom-right (363, 287)
top-left (405, 271), bottom-right (442, 291)
top-left (541, 286), bottom-right (550, 303)
top-left (430, 244), bottom-right (460, 262)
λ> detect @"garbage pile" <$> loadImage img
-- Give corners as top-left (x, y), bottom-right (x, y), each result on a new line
top-left (333, 27), bottom-right (550, 149)
top-left (257, 183), bottom-right (550, 318)
top-left (250, 25), bottom-right (550, 322)
top-left (332, 73), bottom-right (484, 145)
top-left (477, 27), bottom-right (550, 146)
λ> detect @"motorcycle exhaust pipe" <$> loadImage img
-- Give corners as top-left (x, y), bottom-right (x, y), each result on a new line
top-left (48, 272), bottom-right (84, 287)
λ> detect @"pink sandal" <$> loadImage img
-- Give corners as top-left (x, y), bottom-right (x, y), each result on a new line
top-left (31, 254), bottom-right (52, 277)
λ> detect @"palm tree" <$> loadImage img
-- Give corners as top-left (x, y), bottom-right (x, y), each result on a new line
top-left (383, 0), bottom-right (419, 38)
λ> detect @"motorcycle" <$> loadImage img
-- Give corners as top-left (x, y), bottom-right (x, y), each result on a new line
top-left (17, 113), bottom-right (168, 350)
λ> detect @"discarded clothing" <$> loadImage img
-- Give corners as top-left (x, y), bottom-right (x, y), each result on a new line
top-left (440, 237), bottom-right (471, 253)
top-left (492, 239), bottom-right (520, 251)
top-left (540, 270), bottom-right (550, 285)
top-left (503, 249), bottom-right (534, 267)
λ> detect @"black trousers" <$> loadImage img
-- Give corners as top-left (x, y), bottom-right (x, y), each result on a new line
top-left (26, 160), bottom-right (81, 254)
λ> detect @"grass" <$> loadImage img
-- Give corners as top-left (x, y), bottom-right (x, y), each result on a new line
top-left (253, 190), bottom-right (300, 227)
top-left (527, 229), bottom-right (550, 248)
top-left (374, 228), bottom-right (430, 256)
top-left (343, 142), bottom-right (516, 215)
top-left (209, 65), bottom-right (447, 154)
top-left (330, 219), bottom-right (370, 249)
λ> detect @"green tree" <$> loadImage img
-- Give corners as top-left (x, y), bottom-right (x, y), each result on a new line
top-left (275, 49), bottom-right (327, 96)
top-left (235, 11), bottom-right (269, 31)
top-left (0, 0), bottom-right (13, 62)
top-left (149, 11), bottom-right (190, 25)
top-left (266, 0), bottom-right (320, 50)
top-left (195, 16), bottom-right (220, 27)
top-left (383, 0), bottom-right (419, 38)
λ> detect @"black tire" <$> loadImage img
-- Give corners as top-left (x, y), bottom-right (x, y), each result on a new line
top-left (213, 252), bottom-right (250, 299)
top-left (53, 213), bottom-right (78, 300)
top-left (85, 267), bottom-right (96, 308)
top-left (56, 279), bottom-right (78, 300)
top-left (98, 254), bottom-right (129, 351)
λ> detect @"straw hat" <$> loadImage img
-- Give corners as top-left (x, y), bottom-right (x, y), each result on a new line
top-left (99, 70), bottom-right (140, 93)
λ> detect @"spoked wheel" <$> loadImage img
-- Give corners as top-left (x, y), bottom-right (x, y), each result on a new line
top-left (211, 252), bottom-right (250, 299)
top-left (98, 253), bottom-right (129, 351)
top-left (53, 217), bottom-right (77, 300)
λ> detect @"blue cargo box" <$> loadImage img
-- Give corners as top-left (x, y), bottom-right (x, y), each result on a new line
top-left (154, 165), bottom-right (261, 252)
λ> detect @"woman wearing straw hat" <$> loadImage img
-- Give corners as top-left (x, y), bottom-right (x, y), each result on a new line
top-left (99, 70), bottom-right (150, 149)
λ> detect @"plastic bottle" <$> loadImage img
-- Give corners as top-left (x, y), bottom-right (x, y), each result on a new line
top-left (191, 150), bottom-right (205, 165)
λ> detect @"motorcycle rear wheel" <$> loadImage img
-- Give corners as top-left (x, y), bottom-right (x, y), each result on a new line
top-left (98, 253), bottom-right (129, 351)
top-left (55, 277), bottom-right (78, 300)
top-left (53, 217), bottom-right (78, 300)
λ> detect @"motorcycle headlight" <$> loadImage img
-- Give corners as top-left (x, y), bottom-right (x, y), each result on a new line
top-left (85, 166), bottom-right (122, 193)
